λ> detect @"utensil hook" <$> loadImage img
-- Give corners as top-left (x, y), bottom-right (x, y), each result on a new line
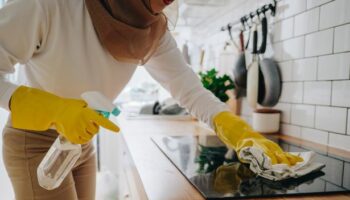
top-left (225, 24), bottom-right (240, 50)
top-left (240, 17), bottom-right (246, 31)
top-left (227, 24), bottom-right (234, 42)
top-left (270, 1), bottom-right (277, 16)
top-left (256, 8), bottom-right (261, 20)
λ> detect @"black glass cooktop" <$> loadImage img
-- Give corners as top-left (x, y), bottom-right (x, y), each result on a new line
top-left (151, 135), bottom-right (350, 199)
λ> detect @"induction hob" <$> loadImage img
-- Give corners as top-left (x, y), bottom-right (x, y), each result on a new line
top-left (151, 135), bottom-right (350, 199)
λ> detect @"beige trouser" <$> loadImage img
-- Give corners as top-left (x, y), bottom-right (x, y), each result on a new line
top-left (2, 121), bottom-right (97, 200)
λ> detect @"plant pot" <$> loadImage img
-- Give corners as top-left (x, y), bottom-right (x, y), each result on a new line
top-left (252, 109), bottom-right (281, 134)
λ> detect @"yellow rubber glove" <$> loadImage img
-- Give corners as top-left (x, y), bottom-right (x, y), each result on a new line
top-left (10, 86), bottom-right (120, 144)
top-left (213, 111), bottom-right (303, 166)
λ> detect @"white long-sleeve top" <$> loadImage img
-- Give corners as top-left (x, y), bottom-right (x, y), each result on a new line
top-left (0, 0), bottom-right (228, 126)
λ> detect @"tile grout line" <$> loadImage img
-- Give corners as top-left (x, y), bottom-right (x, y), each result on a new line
top-left (200, 2), bottom-right (350, 44)
top-left (346, 109), bottom-right (349, 135)
top-left (206, 21), bottom-right (350, 46)
top-left (278, 102), bottom-right (350, 122)
top-left (327, 131), bottom-right (330, 146)
top-left (281, 77), bottom-right (350, 83)
top-left (317, 1), bottom-right (322, 31)
top-left (332, 27), bottom-right (336, 54)
top-left (276, 49), bottom-right (350, 63)
top-left (306, 0), bottom-right (335, 12)
top-left (281, 121), bottom-right (349, 139)
top-left (280, 104), bottom-right (348, 136)
top-left (330, 80), bottom-right (333, 107)
top-left (273, 22), bottom-right (350, 45)
top-left (341, 160), bottom-right (345, 187)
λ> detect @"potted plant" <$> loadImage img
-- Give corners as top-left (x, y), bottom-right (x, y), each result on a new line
top-left (199, 69), bottom-right (235, 103)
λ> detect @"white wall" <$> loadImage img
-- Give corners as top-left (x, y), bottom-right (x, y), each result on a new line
top-left (188, 0), bottom-right (350, 151)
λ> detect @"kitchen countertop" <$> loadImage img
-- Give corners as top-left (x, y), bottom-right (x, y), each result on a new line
top-left (116, 115), bottom-right (350, 200)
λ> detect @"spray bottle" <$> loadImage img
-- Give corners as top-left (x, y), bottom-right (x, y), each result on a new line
top-left (37, 91), bottom-right (120, 190)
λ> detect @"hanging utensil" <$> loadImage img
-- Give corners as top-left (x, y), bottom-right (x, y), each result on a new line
top-left (246, 24), bottom-right (259, 109)
top-left (227, 24), bottom-right (240, 51)
top-left (233, 30), bottom-right (247, 99)
top-left (257, 14), bottom-right (282, 107)
top-left (218, 26), bottom-right (241, 115)
top-left (217, 25), bottom-right (242, 115)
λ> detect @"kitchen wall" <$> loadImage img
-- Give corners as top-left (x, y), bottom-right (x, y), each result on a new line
top-left (186, 0), bottom-right (350, 151)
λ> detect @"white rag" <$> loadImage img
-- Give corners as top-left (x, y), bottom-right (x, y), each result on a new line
top-left (238, 147), bottom-right (325, 181)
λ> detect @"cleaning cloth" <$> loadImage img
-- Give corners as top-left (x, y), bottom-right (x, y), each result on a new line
top-left (239, 147), bottom-right (325, 181)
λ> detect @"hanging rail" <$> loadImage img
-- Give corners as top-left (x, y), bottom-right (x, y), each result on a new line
top-left (221, 0), bottom-right (278, 32)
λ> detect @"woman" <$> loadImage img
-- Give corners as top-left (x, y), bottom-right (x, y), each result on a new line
top-left (0, 0), bottom-right (301, 199)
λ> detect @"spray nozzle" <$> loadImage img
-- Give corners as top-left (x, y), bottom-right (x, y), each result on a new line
top-left (81, 91), bottom-right (121, 119)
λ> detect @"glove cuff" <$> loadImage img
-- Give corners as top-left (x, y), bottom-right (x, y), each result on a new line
top-left (10, 86), bottom-right (62, 130)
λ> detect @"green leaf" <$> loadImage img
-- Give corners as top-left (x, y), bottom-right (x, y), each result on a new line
top-left (199, 68), bottom-right (235, 103)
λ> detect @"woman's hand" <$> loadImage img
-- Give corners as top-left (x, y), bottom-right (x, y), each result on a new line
top-left (10, 86), bottom-right (119, 144)
top-left (213, 111), bottom-right (303, 166)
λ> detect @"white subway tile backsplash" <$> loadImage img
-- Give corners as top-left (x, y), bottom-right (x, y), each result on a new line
top-left (332, 81), bottom-right (350, 107)
top-left (273, 2), bottom-right (286, 22)
top-left (280, 82), bottom-right (303, 103)
top-left (344, 163), bottom-right (350, 190)
top-left (320, 0), bottom-right (350, 29)
top-left (301, 127), bottom-right (329, 145)
top-left (329, 133), bottom-right (350, 151)
top-left (278, 61), bottom-right (293, 81)
top-left (315, 106), bottom-right (347, 134)
top-left (348, 110), bottom-right (350, 135)
top-left (273, 18), bottom-right (294, 42)
top-left (291, 104), bottom-right (315, 127)
top-left (192, 0), bottom-right (350, 149)
top-left (294, 8), bottom-right (319, 36)
top-left (334, 24), bottom-right (350, 53)
top-left (264, 44), bottom-right (274, 57)
top-left (283, 0), bottom-right (307, 18)
top-left (272, 42), bottom-right (284, 62)
top-left (282, 36), bottom-right (305, 60)
top-left (273, 103), bottom-right (292, 123)
top-left (307, 0), bottom-right (333, 9)
top-left (305, 29), bottom-right (334, 57)
top-left (292, 58), bottom-right (317, 81)
top-left (318, 53), bottom-right (350, 80)
top-left (281, 124), bottom-right (302, 138)
top-left (304, 81), bottom-right (332, 105)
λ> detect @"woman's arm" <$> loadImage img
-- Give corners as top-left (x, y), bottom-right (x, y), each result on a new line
top-left (0, 0), bottom-right (47, 110)
top-left (144, 31), bottom-right (229, 127)
top-left (145, 32), bottom-right (303, 166)
top-left (0, 75), bottom-right (17, 110)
